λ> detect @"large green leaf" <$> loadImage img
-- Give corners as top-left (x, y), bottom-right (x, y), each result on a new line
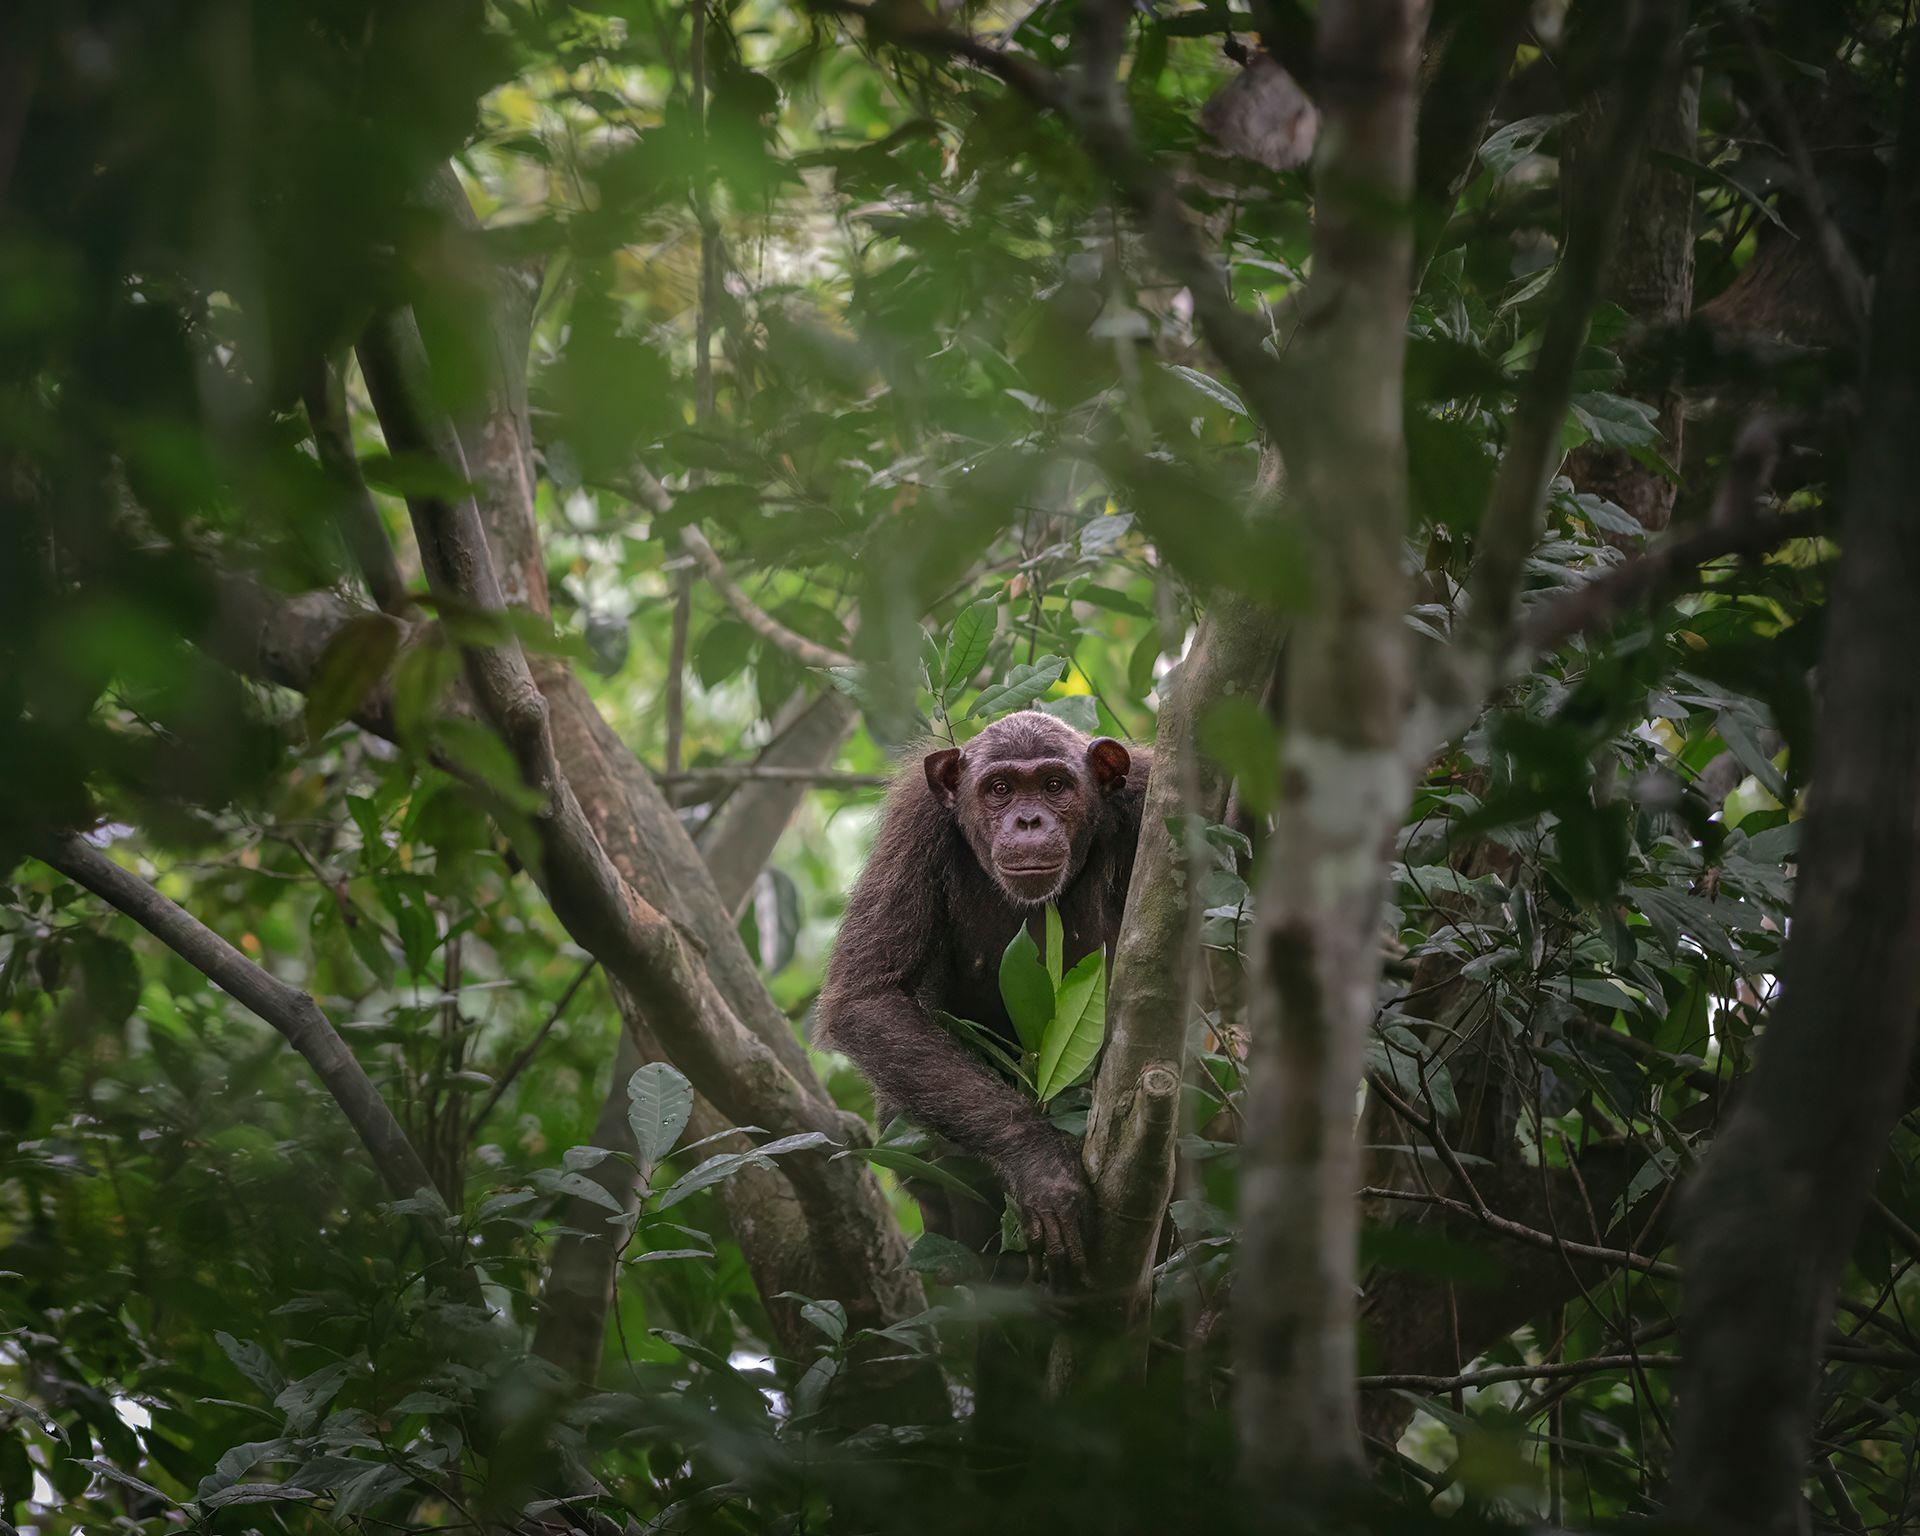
top-left (941, 600), bottom-right (998, 694)
top-left (1043, 904), bottom-right (1063, 989)
top-left (1034, 950), bottom-right (1107, 1102)
top-left (966, 655), bottom-right (1066, 719)
top-left (627, 1061), bottom-right (695, 1176)
top-left (998, 923), bottom-right (1053, 1053)
top-left (833, 1146), bottom-right (990, 1204)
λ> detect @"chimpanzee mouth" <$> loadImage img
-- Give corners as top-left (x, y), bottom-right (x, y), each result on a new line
top-left (997, 860), bottom-right (1065, 876)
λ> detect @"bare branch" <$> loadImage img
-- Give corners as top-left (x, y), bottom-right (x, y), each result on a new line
top-left (353, 305), bottom-right (923, 1344)
top-left (678, 523), bottom-right (856, 671)
top-left (1360, 1186), bottom-right (1681, 1279)
top-left (32, 832), bottom-right (474, 1294)
top-left (667, 761), bottom-right (881, 791)
top-left (1359, 1355), bottom-right (1682, 1393)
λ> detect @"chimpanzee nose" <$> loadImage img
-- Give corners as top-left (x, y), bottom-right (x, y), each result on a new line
top-left (1014, 810), bottom-right (1043, 830)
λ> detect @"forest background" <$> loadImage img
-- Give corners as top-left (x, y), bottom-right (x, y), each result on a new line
top-left (4, 0), bottom-right (1919, 1531)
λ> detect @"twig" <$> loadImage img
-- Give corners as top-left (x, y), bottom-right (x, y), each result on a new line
top-left (468, 958), bottom-right (600, 1140)
top-left (658, 764), bottom-right (887, 790)
top-left (666, 571), bottom-right (692, 776)
top-left (1519, 506), bottom-right (1821, 658)
top-left (676, 523), bottom-right (856, 671)
top-left (1358, 1354), bottom-right (1682, 1392)
top-left (1360, 1186), bottom-right (1682, 1278)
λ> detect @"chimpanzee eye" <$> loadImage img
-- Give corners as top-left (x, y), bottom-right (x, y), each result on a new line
top-left (987, 779), bottom-right (1012, 798)
top-left (1045, 777), bottom-right (1066, 794)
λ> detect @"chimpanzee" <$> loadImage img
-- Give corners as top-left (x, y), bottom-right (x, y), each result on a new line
top-left (818, 709), bottom-right (1150, 1278)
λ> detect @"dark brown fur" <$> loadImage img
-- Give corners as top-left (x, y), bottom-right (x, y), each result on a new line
top-left (818, 710), bottom-right (1150, 1276)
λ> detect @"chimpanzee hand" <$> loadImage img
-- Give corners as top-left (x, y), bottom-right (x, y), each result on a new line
top-left (1004, 1127), bottom-right (1091, 1288)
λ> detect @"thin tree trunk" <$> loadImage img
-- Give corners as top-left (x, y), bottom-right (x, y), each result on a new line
top-left (1234, 0), bottom-right (1423, 1487)
top-left (1563, 41), bottom-right (1700, 535)
top-left (1670, 42), bottom-right (1920, 1534)
top-left (1069, 584), bottom-right (1284, 1360)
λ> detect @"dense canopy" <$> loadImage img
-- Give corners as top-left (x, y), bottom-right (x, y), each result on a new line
top-left (3, 1), bottom-right (1918, 1532)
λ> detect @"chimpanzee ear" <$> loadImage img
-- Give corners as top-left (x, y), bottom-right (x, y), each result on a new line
top-left (1087, 737), bottom-right (1131, 792)
top-left (924, 747), bottom-right (964, 808)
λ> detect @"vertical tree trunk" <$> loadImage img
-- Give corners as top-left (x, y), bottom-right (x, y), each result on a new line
top-left (1671, 43), bottom-right (1920, 1533)
top-left (1234, 0), bottom-right (1423, 1488)
top-left (1076, 584), bottom-right (1284, 1333)
top-left (1563, 45), bottom-right (1701, 535)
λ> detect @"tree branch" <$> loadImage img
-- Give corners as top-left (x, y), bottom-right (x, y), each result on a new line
top-left (303, 357), bottom-right (410, 615)
top-left (1359, 1354), bottom-right (1682, 1393)
top-left (353, 304), bottom-right (924, 1346)
top-left (31, 832), bottom-right (473, 1294)
top-left (678, 524), bottom-right (856, 672)
top-left (1461, 0), bottom-right (1687, 652)
top-left (1518, 505), bottom-right (1819, 659)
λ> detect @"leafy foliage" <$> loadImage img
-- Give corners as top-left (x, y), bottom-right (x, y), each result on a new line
top-left (0, 0), bottom-right (1910, 1530)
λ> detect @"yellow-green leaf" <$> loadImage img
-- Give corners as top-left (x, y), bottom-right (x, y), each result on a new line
top-left (1034, 950), bottom-right (1107, 1103)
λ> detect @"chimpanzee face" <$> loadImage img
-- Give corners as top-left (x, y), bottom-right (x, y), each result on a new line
top-left (923, 713), bottom-right (1131, 907)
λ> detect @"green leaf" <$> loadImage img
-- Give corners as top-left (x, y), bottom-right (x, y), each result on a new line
top-left (1164, 364), bottom-right (1247, 417)
top-left (966, 655), bottom-right (1067, 719)
top-left (1715, 708), bottom-right (1789, 804)
top-left (215, 1332), bottom-right (285, 1396)
top-left (305, 615), bottom-right (402, 742)
top-left (998, 924), bottom-right (1053, 1053)
top-left (1570, 391), bottom-right (1661, 450)
top-left (1038, 694), bottom-right (1099, 734)
top-left (654, 1131), bottom-right (831, 1209)
top-left (905, 1231), bottom-right (985, 1284)
top-left (71, 932), bottom-right (141, 1027)
top-left (799, 1298), bottom-right (847, 1342)
top-left (77, 1459), bottom-right (172, 1504)
top-left (627, 1061), bottom-right (695, 1176)
top-left (1478, 112), bottom-right (1566, 176)
top-left (941, 600), bottom-right (997, 694)
top-left (1034, 950), bottom-right (1107, 1102)
top-left (201, 1484), bottom-right (319, 1510)
top-left (274, 1362), bottom-right (351, 1434)
top-left (833, 1147), bottom-right (990, 1204)
top-left (1043, 905), bottom-right (1063, 989)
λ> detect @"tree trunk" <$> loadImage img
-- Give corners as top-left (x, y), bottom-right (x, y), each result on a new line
top-left (1234, 0), bottom-right (1423, 1489)
top-left (1076, 583), bottom-right (1284, 1340)
top-left (1669, 43), bottom-right (1920, 1535)
top-left (1563, 45), bottom-right (1700, 535)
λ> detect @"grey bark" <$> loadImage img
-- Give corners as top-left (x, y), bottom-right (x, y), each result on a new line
top-left (1077, 590), bottom-right (1283, 1329)
top-left (1234, 0), bottom-right (1423, 1486)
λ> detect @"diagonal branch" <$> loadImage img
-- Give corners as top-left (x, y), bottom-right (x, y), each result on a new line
top-left (1461, 0), bottom-right (1688, 654)
top-left (31, 831), bottom-right (474, 1295)
top-left (351, 307), bottom-right (917, 1322)
top-left (679, 524), bottom-right (855, 671)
